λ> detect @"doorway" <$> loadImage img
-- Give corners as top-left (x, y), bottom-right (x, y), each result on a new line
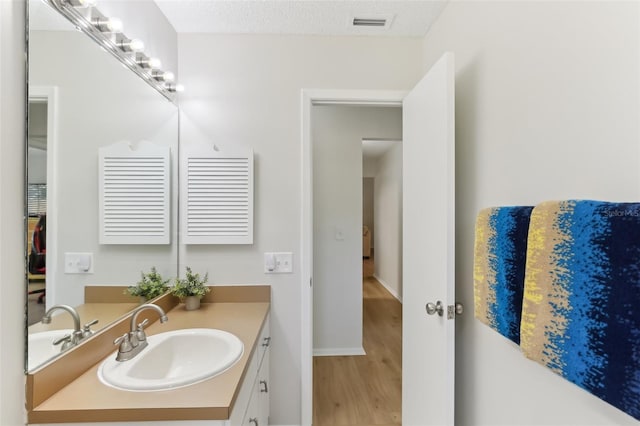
top-left (313, 127), bottom-right (403, 424)
top-left (311, 105), bottom-right (401, 356)
top-left (302, 91), bottom-right (407, 424)
top-left (27, 99), bottom-right (48, 324)
top-left (27, 86), bottom-right (58, 321)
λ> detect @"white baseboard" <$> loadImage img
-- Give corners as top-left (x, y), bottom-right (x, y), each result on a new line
top-left (373, 274), bottom-right (403, 303)
top-left (313, 347), bottom-right (366, 356)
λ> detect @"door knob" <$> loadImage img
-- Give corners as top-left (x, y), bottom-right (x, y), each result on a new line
top-left (425, 300), bottom-right (444, 316)
top-left (455, 302), bottom-right (464, 315)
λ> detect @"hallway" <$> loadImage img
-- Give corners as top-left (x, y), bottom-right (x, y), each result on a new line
top-left (313, 255), bottom-right (402, 426)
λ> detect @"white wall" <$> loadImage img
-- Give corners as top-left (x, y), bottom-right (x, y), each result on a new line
top-left (312, 105), bottom-right (402, 355)
top-left (178, 34), bottom-right (422, 425)
top-left (28, 97), bottom-right (47, 184)
top-left (0, 1), bottom-right (27, 425)
top-left (422, 1), bottom-right (640, 425)
top-left (28, 148), bottom-right (46, 184)
top-left (373, 142), bottom-right (403, 301)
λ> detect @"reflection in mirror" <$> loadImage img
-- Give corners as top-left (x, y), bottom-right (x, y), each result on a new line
top-left (26, 0), bottom-right (178, 371)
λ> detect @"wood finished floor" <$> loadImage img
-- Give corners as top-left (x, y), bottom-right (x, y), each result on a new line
top-left (313, 255), bottom-right (402, 426)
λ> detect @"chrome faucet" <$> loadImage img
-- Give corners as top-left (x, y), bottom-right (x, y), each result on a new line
top-left (114, 303), bottom-right (168, 362)
top-left (42, 304), bottom-right (97, 351)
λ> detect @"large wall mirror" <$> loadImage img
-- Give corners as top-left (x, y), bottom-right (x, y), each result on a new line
top-left (26, 0), bottom-right (179, 371)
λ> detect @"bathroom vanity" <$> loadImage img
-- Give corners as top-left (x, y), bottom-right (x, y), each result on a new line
top-left (27, 286), bottom-right (271, 425)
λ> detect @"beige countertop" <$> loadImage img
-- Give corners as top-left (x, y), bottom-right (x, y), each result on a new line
top-left (28, 291), bottom-right (270, 423)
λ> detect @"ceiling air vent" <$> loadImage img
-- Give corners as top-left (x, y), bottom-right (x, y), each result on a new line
top-left (353, 17), bottom-right (387, 27)
top-left (350, 14), bottom-right (394, 30)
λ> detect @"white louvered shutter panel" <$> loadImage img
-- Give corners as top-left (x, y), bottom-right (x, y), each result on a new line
top-left (99, 141), bottom-right (171, 244)
top-left (181, 147), bottom-right (253, 244)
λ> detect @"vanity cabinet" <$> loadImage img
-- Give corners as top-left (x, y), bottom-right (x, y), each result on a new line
top-left (257, 347), bottom-right (271, 425)
top-left (231, 315), bottom-right (270, 426)
top-left (239, 346), bottom-right (270, 426)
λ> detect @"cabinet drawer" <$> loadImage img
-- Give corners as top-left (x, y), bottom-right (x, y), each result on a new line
top-left (257, 314), bottom-right (270, 367)
top-left (229, 313), bottom-right (270, 425)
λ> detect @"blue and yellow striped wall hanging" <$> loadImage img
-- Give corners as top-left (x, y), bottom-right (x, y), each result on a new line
top-left (521, 200), bottom-right (640, 421)
top-left (474, 206), bottom-right (534, 344)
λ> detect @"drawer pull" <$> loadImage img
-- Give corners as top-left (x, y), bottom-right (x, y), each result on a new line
top-left (249, 418), bottom-right (259, 426)
top-left (260, 379), bottom-right (268, 393)
top-left (262, 336), bottom-right (271, 347)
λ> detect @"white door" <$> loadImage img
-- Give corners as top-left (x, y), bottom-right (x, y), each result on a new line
top-left (402, 52), bottom-right (456, 425)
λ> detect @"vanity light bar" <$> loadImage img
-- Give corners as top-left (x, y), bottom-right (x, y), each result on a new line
top-left (48, 0), bottom-right (181, 102)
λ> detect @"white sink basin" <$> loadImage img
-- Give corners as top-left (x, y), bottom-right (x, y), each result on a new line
top-left (28, 329), bottom-right (75, 370)
top-left (97, 328), bottom-right (244, 391)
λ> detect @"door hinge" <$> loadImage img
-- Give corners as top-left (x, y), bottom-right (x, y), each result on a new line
top-left (310, 277), bottom-right (313, 287)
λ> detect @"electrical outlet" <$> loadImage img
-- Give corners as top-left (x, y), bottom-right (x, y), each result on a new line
top-left (264, 252), bottom-right (293, 274)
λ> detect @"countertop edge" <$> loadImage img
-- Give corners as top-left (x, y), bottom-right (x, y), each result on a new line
top-left (29, 406), bottom-right (229, 424)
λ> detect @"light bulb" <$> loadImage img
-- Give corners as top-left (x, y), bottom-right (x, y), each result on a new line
top-left (129, 39), bottom-right (144, 52)
top-left (93, 17), bottom-right (123, 33)
top-left (107, 18), bottom-right (123, 33)
top-left (151, 70), bottom-right (174, 82)
top-left (166, 83), bottom-right (185, 93)
top-left (135, 53), bottom-right (163, 70)
top-left (118, 38), bottom-right (145, 52)
top-left (163, 72), bottom-right (175, 82)
top-left (148, 57), bottom-right (162, 69)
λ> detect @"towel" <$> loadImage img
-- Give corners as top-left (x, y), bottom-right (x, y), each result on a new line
top-left (474, 206), bottom-right (534, 344)
top-left (521, 200), bottom-right (640, 420)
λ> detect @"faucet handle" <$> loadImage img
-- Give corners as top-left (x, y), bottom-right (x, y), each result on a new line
top-left (114, 333), bottom-right (133, 353)
top-left (82, 319), bottom-right (99, 338)
top-left (53, 334), bottom-right (71, 346)
top-left (53, 334), bottom-right (74, 351)
top-left (135, 318), bottom-right (149, 342)
top-left (137, 318), bottom-right (149, 330)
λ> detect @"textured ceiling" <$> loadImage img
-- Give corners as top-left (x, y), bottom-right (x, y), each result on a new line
top-left (155, 0), bottom-right (448, 36)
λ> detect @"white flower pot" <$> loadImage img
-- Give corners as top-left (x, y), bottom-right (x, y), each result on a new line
top-left (184, 295), bottom-right (202, 311)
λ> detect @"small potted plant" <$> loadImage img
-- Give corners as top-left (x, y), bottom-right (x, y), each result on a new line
top-left (126, 267), bottom-right (170, 302)
top-left (171, 266), bottom-right (210, 310)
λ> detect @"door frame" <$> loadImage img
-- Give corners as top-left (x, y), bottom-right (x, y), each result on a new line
top-left (300, 89), bottom-right (407, 425)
